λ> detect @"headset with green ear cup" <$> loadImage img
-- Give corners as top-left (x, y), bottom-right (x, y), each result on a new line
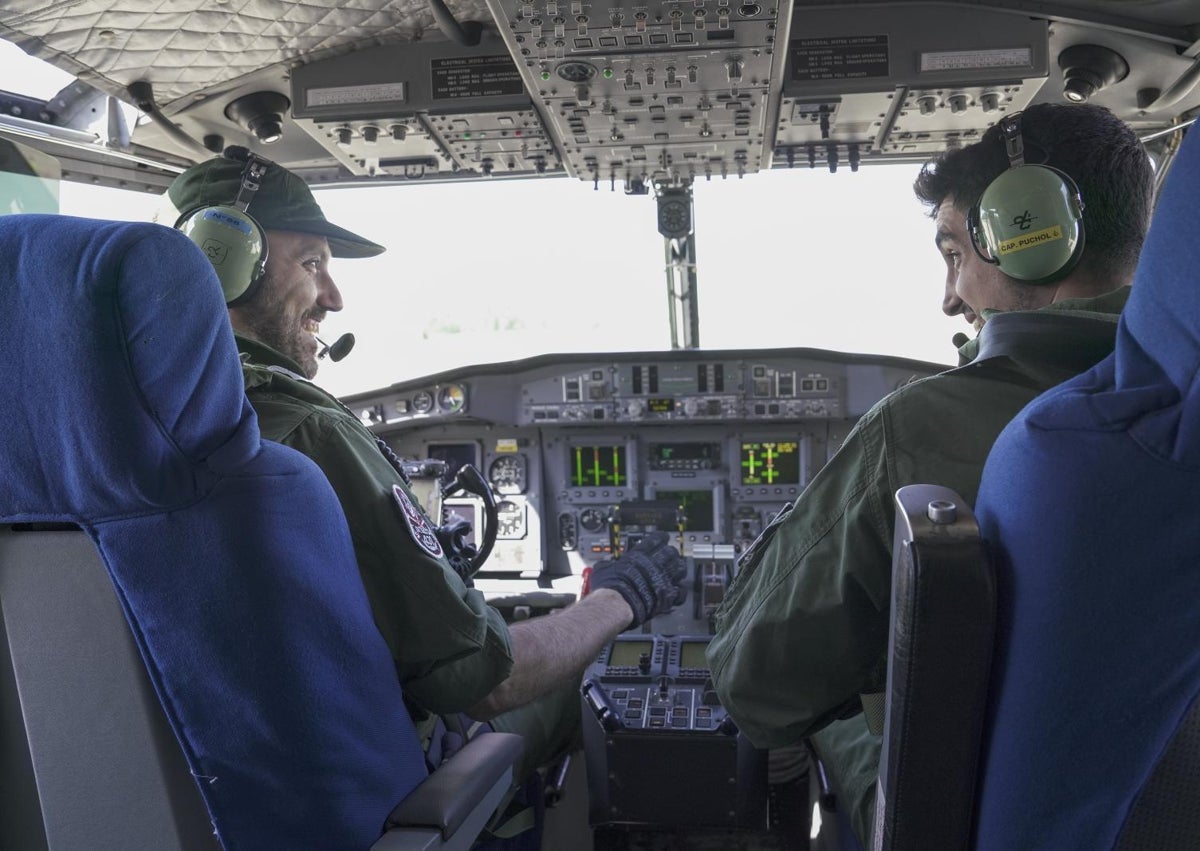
top-left (174, 150), bottom-right (270, 306)
top-left (967, 113), bottom-right (1086, 285)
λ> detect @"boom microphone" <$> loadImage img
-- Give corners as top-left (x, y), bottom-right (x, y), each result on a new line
top-left (316, 332), bottom-right (355, 362)
top-left (952, 332), bottom-right (970, 349)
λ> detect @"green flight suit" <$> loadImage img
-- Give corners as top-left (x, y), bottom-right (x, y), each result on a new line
top-left (707, 288), bottom-right (1131, 845)
top-left (236, 336), bottom-right (579, 780)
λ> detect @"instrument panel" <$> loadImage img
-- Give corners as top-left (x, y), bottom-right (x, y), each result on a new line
top-left (345, 346), bottom-right (943, 592)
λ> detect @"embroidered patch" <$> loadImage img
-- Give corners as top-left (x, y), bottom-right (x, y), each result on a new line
top-left (392, 484), bottom-right (444, 558)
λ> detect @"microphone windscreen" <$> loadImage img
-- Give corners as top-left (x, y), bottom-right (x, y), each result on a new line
top-left (952, 332), bottom-right (970, 349)
top-left (329, 332), bottom-right (356, 362)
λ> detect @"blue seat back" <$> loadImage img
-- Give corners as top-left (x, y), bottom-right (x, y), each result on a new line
top-left (973, 129), bottom-right (1200, 849)
top-left (0, 215), bottom-right (427, 850)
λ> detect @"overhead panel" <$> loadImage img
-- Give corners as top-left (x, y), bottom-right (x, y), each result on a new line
top-left (483, 0), bottom-right (795, 185)
top-left (290, 37), bottom-right (563, 179)
top-left (776, 4), bottom-right (1049, 169)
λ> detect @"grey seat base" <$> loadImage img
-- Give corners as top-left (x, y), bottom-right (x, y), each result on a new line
top-left (1, 525), bottom-right (520, 851)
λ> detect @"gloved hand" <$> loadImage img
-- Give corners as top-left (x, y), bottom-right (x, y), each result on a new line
top-left (588, 531), bottom-right (688, 628)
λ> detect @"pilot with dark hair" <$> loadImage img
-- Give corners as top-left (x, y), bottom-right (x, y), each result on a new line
top-left (707, 102), bottom-right (1154, 845)
top-left (159, 154), bottom-right (688, 816)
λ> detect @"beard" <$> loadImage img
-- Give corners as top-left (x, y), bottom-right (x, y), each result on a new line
top-left (233, 274), bottom-right (321, 379)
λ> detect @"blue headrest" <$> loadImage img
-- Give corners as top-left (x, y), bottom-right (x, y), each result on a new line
top-left (0, 215), bottom-right (426, 848)
top-left (1114, 127), bottom-right (1200, 463)
top-left (0, 215), bottom-right (255, 520)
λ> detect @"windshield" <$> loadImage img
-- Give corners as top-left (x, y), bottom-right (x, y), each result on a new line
top-left (6, 38), bottom-right (959, 399)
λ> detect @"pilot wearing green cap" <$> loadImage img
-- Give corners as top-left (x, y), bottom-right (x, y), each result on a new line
top-left (707, 103), bottom-right (1154, 847)
top-left (160, 148), bottom-right (689, 800)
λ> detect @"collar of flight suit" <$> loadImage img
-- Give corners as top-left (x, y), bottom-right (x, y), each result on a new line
top-left (956, 286), bottom-right (1131, 373)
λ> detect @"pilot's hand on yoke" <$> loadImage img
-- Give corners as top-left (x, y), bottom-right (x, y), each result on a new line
top-left (589, 531), bottom-right (687, 628)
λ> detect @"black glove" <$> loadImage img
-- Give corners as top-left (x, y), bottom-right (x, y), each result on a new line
top-left (589, 531), bottom-right (688, 628)
top-left (435, 516), bottom-right (479, 584)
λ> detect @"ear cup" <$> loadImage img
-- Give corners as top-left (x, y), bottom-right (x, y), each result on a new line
top-left (175, 204), bottom-right (268, 305)
top-left (968, 164), bottom-right (1085, 285)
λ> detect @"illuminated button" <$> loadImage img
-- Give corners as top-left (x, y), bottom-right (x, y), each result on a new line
top-left (649, 717), bottom-right (665, 727)
top-left (626, 709), bottom-right (643, 720)
top-left (649, 706), bottom-right (667, 717)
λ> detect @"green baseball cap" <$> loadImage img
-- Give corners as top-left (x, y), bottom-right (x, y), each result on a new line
top-left (166, 149), bottom-right (385, 259)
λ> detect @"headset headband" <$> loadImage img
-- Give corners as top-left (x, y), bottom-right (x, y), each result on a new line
top-left (230, 151), bottom-right (269, 213)
top-left (999, 113), bottom-right (1026, 168)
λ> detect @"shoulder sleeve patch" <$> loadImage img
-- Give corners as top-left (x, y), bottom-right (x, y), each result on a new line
top-left (391, 484), bottom-right (444, 559)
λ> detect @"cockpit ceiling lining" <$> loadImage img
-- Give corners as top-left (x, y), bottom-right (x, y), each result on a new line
top-left (0, 0), bottom-right (491, 109)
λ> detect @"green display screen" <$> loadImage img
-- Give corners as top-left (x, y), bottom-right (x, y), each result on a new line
top-left (570, 444), bottom-right (627, 487)
top-left (656, 489), bottom-right (715, 532)
top-left (609, 640), bottom-right (653, 667)
top-left (740, 440), bottom-right (800, 485)
top-left (679, 641), bottom-right (710, 670)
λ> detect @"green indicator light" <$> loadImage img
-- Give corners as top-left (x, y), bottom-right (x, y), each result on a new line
top-left (603, 68), bottom-right (613, 78)
top-left (464, 132), bottom-right (472, 139)
top-left (541, 70), bottom-right (551, 80)
top-left (478, 132), bottom-right (487, 138)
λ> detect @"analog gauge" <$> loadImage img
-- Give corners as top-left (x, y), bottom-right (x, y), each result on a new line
top-left (411, 390), bottom-right (434, 414)
top-left (496, 500), bottom-right (526, 539)
top-left (488, 454), bottom-right (526, 495)
top-left (579, 507), bottom-right (607, 533)
top-left (437, 383), bottom-right (466, 413)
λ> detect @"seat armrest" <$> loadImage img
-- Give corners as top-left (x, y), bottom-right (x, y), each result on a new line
top-left (386, 731), bottom-right (524, 839)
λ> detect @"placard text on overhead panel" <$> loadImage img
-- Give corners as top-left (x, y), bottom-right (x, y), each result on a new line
top-left (484, 0), bottom-right (791, 183)
top-left (291, 38), bottom-right (562, 178)
top-left (774, 4), bottom-right (1049, 168)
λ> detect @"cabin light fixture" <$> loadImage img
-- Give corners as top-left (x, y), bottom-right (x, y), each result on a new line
top-left (224, 91), bottom-right (291, 144)
top-left (1057, 44), bottom-right (1129, 104)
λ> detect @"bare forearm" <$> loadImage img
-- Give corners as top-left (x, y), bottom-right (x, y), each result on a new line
top-left (467, 589), bottom-right (633, 719)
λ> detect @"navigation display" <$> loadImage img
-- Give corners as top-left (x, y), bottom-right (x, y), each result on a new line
top-left (679, 640), bottom-right (710, 671)
top-left (428, 442), bottom-right (480, 488)
top-left (609, 640), bottom-right (654, 668)
top-left (570, 444), bottom-right (627, 487)
top-left (656, 489), bottom-right (715, 532)
top-left (740, 440), bottom-right (800, 485)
